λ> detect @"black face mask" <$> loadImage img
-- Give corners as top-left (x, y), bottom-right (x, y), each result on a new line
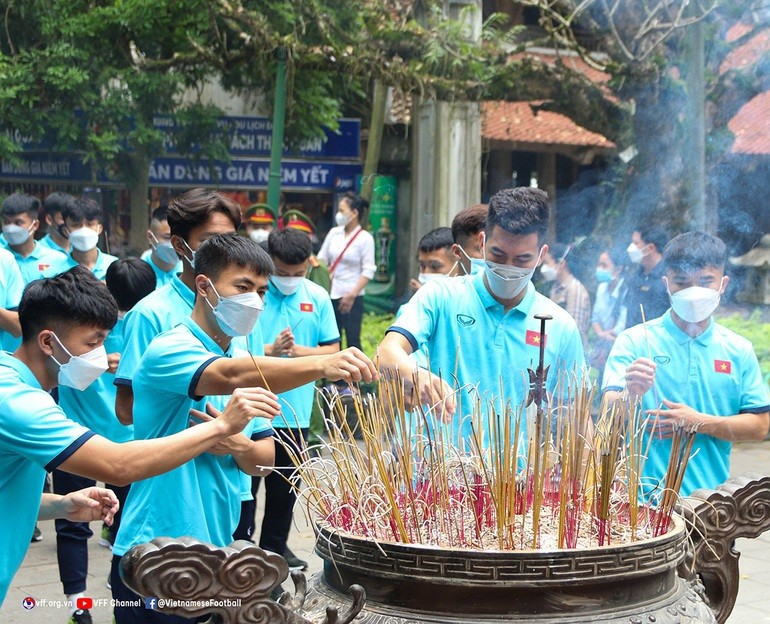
top-left (56, 222), bottom-right (69, 239)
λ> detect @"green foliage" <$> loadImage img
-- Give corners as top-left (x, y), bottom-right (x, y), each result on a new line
top-left (361, 312), bottom-right (396, 362)
top-left (718, 312), bottom-right (770, 382)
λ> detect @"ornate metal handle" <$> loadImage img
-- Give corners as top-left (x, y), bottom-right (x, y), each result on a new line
top-left (120, 537), bottom-right (365, 624)
top-left (679, 473), bottom-right (770, 624)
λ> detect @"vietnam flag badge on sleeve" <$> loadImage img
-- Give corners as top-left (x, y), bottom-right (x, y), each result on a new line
top-left (300, 302), bottom-right (314, 313)
top-left (525, 330), bottom-right (546, 347)
top-left (714, 359), bottom-right (732, 374)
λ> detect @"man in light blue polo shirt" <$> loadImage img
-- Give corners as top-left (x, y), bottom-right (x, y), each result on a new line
top-left (38, 192), bottom-right (74, 255)
top-left (114, 188), bottom-right (248, 425)
top-left (110, 234), bottom-right (376, 624)
top-left (140, 206), bottom-right (182, 288)
top-left (0, 246), bottom-right (23, 351)
top-left (602, 231), bottom-right (770, 498)
top-left (256, 228), bottom-right (340, 571)
top-left (53, 259), bottom-right (156, 620)
top-left (44, 197), bottom-right (118, 281)
top-left (0, 265), bottom-right (273, 608)
top-left (2, 192), bottom-right (66, 283)
top-left (113, 189), bottom-right (269, 548)
top-left (379, 187), bottom-right (585, 448)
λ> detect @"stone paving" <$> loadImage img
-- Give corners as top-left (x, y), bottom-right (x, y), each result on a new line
top-left (2, 441), bottom-right (770, 623)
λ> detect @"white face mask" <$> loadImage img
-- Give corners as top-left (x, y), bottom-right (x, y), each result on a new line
top-left (667, 278), bottom-right (725, 324)
top-left (482, 234), bottom-right (542, 300)
top-left (417, 272), bottom-right (448, 285)
top-left (540, 264), bottom-right (558, 282)
top-left (627, 242), bottom-right (644, 264)
top-left (69, 227), bottom-right (100, 252)
top-left (3, 223), bottom-right (34, 246)
top-left (271, 275), bottom-right (303, 296)
top-left (205, 280), bottom-right (263, 337)
top-left (249, 229), bottom-right (270, 244)
top-left (50, 333), bottom-right (108, 390)
top-left (149, 232), bottom-right (179, 265)
top-left (335, 211), bottom-right (351, 227)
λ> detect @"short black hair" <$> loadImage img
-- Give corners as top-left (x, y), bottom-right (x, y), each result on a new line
top-left (2, 192), bottom-right (40, 219)
top-left (150, 206), bottom-right (169, 224)
top-left (636, 225), bottom-right (669, 254)
top-left (487, 187), bottom-right (550, 240)
top-left (268, 228), bottom-right (312, 265)
top-left (43, 192), bottom-right (75, 217)
top-left (194, 233), bottom-right (274, 281)
top-left (418, 227), bottom-right (453, 254)
top-left (549, 242), bottom-right (578, 273)
top-left (105, 258), bottom-right (157, 312)
top-left (664, 231), bottom-right (726, 273)
top-left (605, 243), bottom-right (629, 269)
top-left (19, 266), bottom-right (118, 342)
top-left (167, 188), bottom-right (241, 241)
top-left (451, 204), bottom-right (487, 245)
top-left (341, 192), bottom-right (369, 223)
top-left (63, 197), bottom-right (102, 224)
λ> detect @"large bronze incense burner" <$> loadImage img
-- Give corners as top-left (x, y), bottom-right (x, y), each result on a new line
top-left (121, 474), bottom-right (770, 624)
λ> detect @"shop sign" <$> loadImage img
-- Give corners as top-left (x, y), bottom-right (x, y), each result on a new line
top-left (5, 116), bottom-right (361, 160)
top-left (148, 157), bottom-right (360, 191)
top-left (153, 115), bottom-right (360, 159)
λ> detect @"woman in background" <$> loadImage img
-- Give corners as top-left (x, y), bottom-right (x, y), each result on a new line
top-left (589, 244), bottom-right (628, 375)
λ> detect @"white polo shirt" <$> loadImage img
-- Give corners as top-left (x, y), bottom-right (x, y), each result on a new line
top-left (317, 225), bottom-right (376, 299)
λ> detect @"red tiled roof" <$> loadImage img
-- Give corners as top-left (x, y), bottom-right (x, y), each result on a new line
top-left (720, 23), bottom-right (770, 154)
top-left (512, 50), bottom-right (612, 85)
top-left (482, 100), bottom-right (615, 149)
top-left (729, 91), bottom-right (770, 155)
top-left (721, 25), bottom-right (770, 74)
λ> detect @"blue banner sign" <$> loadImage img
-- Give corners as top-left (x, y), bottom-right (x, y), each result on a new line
top-left (0, 154), bottom-right (96, 182)
top-left (154, 115), bottom-right (360, 159)
top-left (5, 116), bottom-right (360, 160)
top-left (1, 153), bottom-right (360, 192)
top-left (149, 158), bottom-right (360, 191)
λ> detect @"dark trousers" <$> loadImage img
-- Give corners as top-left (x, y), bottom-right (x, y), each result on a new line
top-left (111, 556), bottom-right (200, 624)
top-left (332, 295), bottom-right (364, 350)
top-left (257, 428), bottom-right (307, 553)
top-left (53, 469), bottom-right (130, 595)
top-left (232, 497), bottom-right (256, 542)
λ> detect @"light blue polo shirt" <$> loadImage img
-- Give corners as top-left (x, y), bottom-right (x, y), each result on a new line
top-left (7, 242), bottom-right (66, 284)
top-left (38, 233), bottom-right (68, 255)
top-left (140, 248), bottom-right (182, 288)
top-left (115, 275), bottom-right (264, 388)
top-left (389, 272), bottom-right (585, 447)
top-left (114, 276), bottom-right (195, 387)
top-left (0, 248), bottom-right (24, 353)
top-left (602, 311), bottom-right (770, 498)
top-left (43, 249), bottom-right (118, 281)
top-left (0, 352), bottom-right (94, 604)
top-left (261, 279), bottom-right (340, 429)
top-left (57, 318), bottom-right (133, 444)
top-left (113, 317), bottom-right (273, 557)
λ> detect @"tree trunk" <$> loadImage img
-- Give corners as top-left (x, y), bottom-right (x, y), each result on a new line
top-left (118, 153), bottom-right (151, 254)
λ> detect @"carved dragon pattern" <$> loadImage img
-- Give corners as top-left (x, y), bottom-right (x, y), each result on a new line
top-left (680, 473), bottom-right (770, 624)
top-left (119, 536), bottom-right (364, 624)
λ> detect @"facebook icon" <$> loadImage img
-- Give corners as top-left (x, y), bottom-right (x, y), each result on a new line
top-left (144, 597), bottom-right (158, 610)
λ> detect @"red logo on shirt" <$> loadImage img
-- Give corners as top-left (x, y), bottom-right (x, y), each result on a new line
top-left (714, 360), bottom-right (732, 374)
top-left (38, 263), bottom-right (50, 271)
top-left (525, 330), bottom-right (546, 348)
top-left (300, 302), bottom-right (314, 312)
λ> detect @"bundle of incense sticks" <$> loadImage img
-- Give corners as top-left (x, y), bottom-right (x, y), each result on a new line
top-left (279, 373), bottom-right (695, 551)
